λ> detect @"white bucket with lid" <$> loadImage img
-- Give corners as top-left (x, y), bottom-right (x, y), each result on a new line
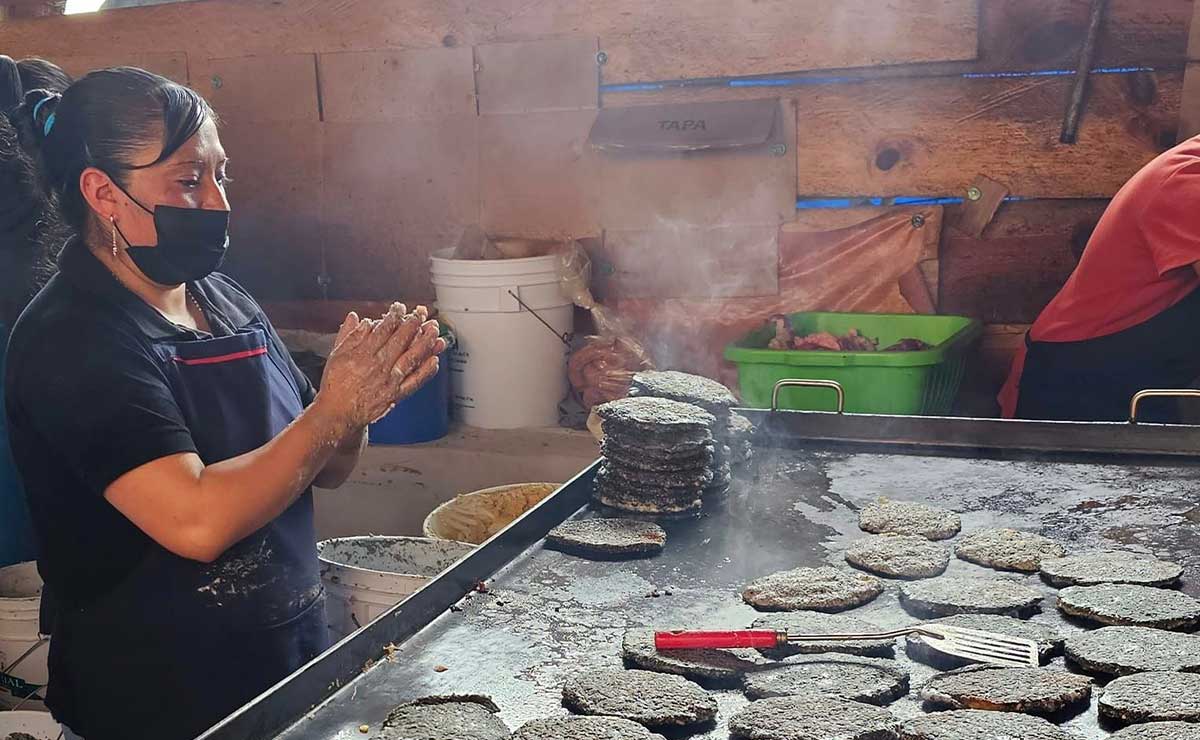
top-left (430, 249), bottom-right (572, 429)
top-left (317, 536), bottom-right (476, 637)
top-left (0, 561), bottom-right (47, 710)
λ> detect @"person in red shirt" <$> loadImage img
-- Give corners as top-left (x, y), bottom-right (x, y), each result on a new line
top-left (1000, 137), bottom-right (1200, 422)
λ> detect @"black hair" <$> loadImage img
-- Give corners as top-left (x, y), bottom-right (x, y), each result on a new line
top-left (18, 58), bottom-right (72, 97)
top-left (15, 66), bottom-right (215, 235)
top-left (0, 55), bottom-right (71, 327)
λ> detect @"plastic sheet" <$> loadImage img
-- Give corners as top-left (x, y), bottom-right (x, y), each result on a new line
top-left (608, 207), bottom-right (940, 385)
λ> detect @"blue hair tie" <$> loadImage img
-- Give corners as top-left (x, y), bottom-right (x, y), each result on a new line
top-left (32, 96), bottom-right (56, 136)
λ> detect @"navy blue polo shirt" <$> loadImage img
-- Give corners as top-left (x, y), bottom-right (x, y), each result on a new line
top-left (4, 238), bottom-right (315, 610)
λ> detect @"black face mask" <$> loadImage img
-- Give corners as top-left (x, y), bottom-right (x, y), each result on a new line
top-left (111, 184), bottom-right (230, 286)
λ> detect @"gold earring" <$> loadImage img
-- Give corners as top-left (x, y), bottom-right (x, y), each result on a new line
top-left (110, 215), bottom-right (118, 258)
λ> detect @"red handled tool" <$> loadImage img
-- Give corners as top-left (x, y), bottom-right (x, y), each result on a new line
top-left (655, 624), bottom-right (1038, 668)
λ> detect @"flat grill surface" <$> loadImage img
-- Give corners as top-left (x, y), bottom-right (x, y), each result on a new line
top-left (277, 448), bottom-right (1200, 739)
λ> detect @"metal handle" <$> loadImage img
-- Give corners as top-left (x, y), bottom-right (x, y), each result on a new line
top-left (1129, 389), bottom-right (1200, 424)
top-left (771, 379), bottom-right (846, 414)
top-left (506, 289), bottom-right (572, 346)
top-left (655, 630), bottom-right (782, 650)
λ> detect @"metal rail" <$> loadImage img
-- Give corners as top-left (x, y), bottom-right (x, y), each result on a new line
top-left (745, 407), bottom-right (1200, 461)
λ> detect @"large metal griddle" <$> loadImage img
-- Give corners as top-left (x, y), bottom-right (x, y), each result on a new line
top-left (198, 407), bottom-right (1200, 740)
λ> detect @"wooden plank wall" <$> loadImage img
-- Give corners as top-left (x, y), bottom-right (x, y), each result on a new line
top-left (0, 0), bottom-right (1194, 415)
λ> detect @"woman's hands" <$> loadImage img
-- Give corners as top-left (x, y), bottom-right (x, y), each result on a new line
top-left (316, 303), bottom-right (447, 432)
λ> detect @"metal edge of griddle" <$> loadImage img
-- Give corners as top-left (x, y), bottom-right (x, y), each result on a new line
top-left (196, 461), bottom-right (599, 740)
top-left (740, 408), bottom-right (1200, 462)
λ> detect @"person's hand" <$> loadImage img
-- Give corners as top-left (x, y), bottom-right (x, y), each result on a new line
top-left (315, 303), bottom-right (447, 430)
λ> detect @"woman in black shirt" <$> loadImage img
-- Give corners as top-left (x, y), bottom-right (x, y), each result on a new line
top-left (3, 65), bottom-right (444, 740)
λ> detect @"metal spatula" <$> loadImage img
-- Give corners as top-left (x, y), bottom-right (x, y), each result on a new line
top-left (655, 624), bottom-right (1038, 668)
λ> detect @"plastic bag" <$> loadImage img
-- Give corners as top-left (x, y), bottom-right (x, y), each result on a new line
top-left (557, 241), bottom-right (643, 339)
top-left (567, 334), bottom-right (653, 410)
top-left (557, 241), bottom-right (657, 409)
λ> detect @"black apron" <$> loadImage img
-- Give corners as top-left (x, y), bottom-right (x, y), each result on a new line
top-left (47, 316), bottom-right (330, 740)
top-left (1017, 285), bottom-right (1200, 423)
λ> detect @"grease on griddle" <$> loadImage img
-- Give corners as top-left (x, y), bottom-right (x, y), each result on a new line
top-left (561, 669), bottom-right (717, 728)
top-left (1039, 550), bottom-right (1183, 588)
top-left (546, 519), bottom-right (666, 560)
top-left (953, 528), bottom-right (1066, 573)
top-left (903, 614), bottom-right (1063, 667)
top-left (858, 499), bottom-right (961, 541)
top-left (898, 576), bottom-right (1043, 618)
top-left (919, 664), bottom-right (1092, 716)
top-left (844, 534), bottom-right (950, 579)
top-left (620, 627), bottom-right (766, 686)
top-left (743, 566), bottom-right (885, 612)
top-left (728, 695), bottom-right (900, 740)
top-left (1098, 672), bottom-right (1200, 724)
top-left (897, 709), bottom-right (1077, 740)
top-left (513, 716), bottom-right (667, 740)
top-left (1065, 626), bottom-right (1200, 677)
top-left (1057, 583), bottom-right (1200, 630)
top-left (742, 654), bottom-right (910, 705)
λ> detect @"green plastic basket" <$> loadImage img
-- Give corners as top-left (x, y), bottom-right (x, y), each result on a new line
top-left (724, 311), bottom-right (982, 415)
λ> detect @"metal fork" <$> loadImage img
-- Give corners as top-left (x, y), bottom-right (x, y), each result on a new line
top-left (655, 624), bottom-right (1039, 668)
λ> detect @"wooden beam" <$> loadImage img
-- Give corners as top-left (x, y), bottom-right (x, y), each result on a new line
top-left (980, 0), bottom-right (1191, 72)
top-left (590, 0), bottom-right (978, 83)
top-left (318, 47), bottom-right (476, 122)
top-left (3, 0), bottom-right (1187, 88)
top-left (4, 0), bottom-right (1187, 93)
top-left (599, 0), bottom-right (1191, 96)
top-left (475, 37), bottom-right (599, 114)
top-left (606, 70), bottom-right (1180, 201)
top-left (196, 54), bottom-right (319, 123)
top-left (479, 110), bottom-right (602, 240)
top-left (1180, 62), bottom-right (1200, 139)
top-left (48, 51), bottom-right (188, 83)
top-left (792, 72), bottom-right (1179, 198)
top-left (939, 200), bottom-right (1109, 323)
top-left (1179, 0), bottom-right (1200, 139)
top-left (0, 0), bottom-right (462, 59)
top-left (0, 0), bottom-right (977, 82)
top-left (219, 120), bottom-right (324, 301)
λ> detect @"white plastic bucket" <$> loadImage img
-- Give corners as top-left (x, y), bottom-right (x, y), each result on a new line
top-left (0, 561), bottom-right (47, 711)
top-left (317, 536), bottom-right (476, 637)
top-left (430, 249), bottom-right (572, 429)
top-left (0, 710), bottom-right (62, 738)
